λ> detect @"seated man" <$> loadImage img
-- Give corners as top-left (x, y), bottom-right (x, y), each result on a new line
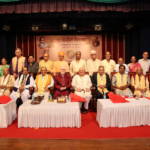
top-left (72, 68), bottom-right (92, 113)
top-left (131, 68), bottom-right (150, 97)
top-left (112, 65), bottom-right (133, 97)
top-left (0, 68), bottom-right (15, 96)
top-left (54, 66), bottom-right (72, 98)
top-left (34, 67), bottom-right (54, 99)
top-left (92, 66), bottom-right (111, 99)
top-left (10, 67), bottom-right (35, 103)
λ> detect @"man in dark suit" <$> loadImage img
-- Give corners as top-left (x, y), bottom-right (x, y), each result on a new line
top-left (91, 66), bottom-right (111, 99)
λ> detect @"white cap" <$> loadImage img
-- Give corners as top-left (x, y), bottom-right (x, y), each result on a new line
top-left (90, 50), bottom-right (96, 54)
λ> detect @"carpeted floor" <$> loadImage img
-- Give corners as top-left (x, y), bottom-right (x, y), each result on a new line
top-left (0, 112), bottom-right (150, 139)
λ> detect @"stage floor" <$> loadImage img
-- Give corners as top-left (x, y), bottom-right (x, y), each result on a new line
top-left (0, 138), bottom-right (150, 150)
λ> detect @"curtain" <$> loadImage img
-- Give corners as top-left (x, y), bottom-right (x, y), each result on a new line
top-left (0, 0), bottom-right (149, 14)
top-left (88, 0), bottom-right (128, 3)
top-left (0, 0), bottom-right (128, 3)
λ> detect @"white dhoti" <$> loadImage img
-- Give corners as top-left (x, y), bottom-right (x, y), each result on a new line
top-left (75, 91), bottom-right (92, 109)
top-left (10, 89), bottom-right (30, 103)
top-left (115, 88), bottom-right (133, 97)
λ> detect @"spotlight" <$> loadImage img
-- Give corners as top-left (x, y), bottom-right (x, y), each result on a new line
top-left (32, 25), bottom-right (39, 31)
top-left (94, 24), bottom-right (102, 31)
top-left (125, 24), bottom-right (134, 30)
top-left (2, 25), bottom-right (10, 31)
top-left (62, 23), bottom-right (68, 30)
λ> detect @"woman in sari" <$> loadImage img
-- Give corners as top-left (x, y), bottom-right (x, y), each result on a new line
top-left (128, 56), bottom-right (141, 72)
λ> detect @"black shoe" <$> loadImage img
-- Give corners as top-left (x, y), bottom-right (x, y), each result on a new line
top-left (81, 108), bottom-right (88, 114)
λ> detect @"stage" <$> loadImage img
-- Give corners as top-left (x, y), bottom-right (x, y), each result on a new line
top-left (0, 112), bottom-right (150, 140)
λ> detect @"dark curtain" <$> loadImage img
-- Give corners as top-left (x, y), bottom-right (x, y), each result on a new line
top-left (125, 26), bottom-right (150, 63)
top-left (0, 0), bottom-right (150, 14)
top-left (0, 33), bottom-right (16, 63)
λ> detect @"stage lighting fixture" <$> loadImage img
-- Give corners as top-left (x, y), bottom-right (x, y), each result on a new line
top-left (62, 23), bottom-right (68, 30)
top-left (2, 25), bottom-right (10, 31)
top-left (94, 24), bottom-right (102, 31)
top-left (32, 25), bottom-right (39, 31)
top-left (69, 25), bottom-right (76, 30)
top-left (125, 24), bottom-right (134, 30)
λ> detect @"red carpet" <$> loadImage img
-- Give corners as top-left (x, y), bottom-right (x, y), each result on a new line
top-left (0, 112), bottom-right (150, 139)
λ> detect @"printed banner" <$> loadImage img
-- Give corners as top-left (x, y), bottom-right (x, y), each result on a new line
top-left (36, 35), bottom-right (102, 62)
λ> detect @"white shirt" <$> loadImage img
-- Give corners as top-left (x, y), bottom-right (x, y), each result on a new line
top-left (14, 74), bottom-right (35, 89)
top-left (72, 74), bottom-right (92, 90)
top-left (70, 59), bottom-right (86, 76)
top-left (101, 59), bottom-right (116, 76)
top-left (86, 59), bottom-right (101, 76)
top-left (138, 59), bottom-right (150, 74)
top-left (115, 64), bottom-right (129, 73)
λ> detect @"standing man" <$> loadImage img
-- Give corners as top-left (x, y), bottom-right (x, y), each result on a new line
top-left (112, 65), bottom-right (133, 97)
top-left (101, 51), bottom-right (116, 76)
top-left (27, 56), bottom-right (39, 78)
top-left (39, 53), bottom-right (53, 73)
top-left (52, 51), bottom-right (69, 74)
top-left (139, 51), bottom-right (150, 75)
top-left (10, 48), bottom-right (27, 78)
top-left (115, 57), bottom-right (129, 73)
top-left (86, 50), bottom-right (101, 76)
top-left (70, 51), bottom-right (86, 76)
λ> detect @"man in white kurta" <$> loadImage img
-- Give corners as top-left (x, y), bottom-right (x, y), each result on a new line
top-left (0, 68), bottom-right (15, 96)
top-left (86, 50), bottom-right (101, 76)
top-left (101, 51), bottom-right (116, 76)
top-left (70, 51), bottom-right (86, 76)
top-left (10, 67), bottom-right (35, 103)
top-left (131, 68), bottom-right (150, 97)
top-left (112, 65), bottom-right (133, 97)
top-left (72, 68), bottom-right (92, 113)
top-left (34, 67), bottom-right (54, 100)
top-left (138, 51), bottom-right (150, 75)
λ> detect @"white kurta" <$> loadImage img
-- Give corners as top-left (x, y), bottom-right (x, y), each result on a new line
top-left (86, 59), bottom-right (101, 76)
top-left (138, 59), bottom-right (150, 75)
top-left (101, 59), bottom-right (116, 76)
top-left (10, 74), bottom-right (35, 102)
top-left (112, 73), bottom-right (133, 97)
top-left (0, 74), bottom-right (15, 96)
top-left (70, 59), bottom-right (87, 76)
top-left (72, 74), bottom-right (92, 109)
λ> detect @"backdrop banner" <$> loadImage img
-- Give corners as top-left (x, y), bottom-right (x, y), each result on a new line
top-left (36, 35), bottom-right (102, 62)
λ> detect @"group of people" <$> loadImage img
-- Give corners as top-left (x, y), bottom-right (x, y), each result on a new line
top-left (0, 48), bottom-right (150, 113)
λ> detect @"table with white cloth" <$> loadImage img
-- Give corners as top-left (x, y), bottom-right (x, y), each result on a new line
top-left (18, 100), bottom-right (81, 128)
top-left (0, 100), bottom-right (16, 128)
top-left (97, 98), bottom-right (150, 128)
